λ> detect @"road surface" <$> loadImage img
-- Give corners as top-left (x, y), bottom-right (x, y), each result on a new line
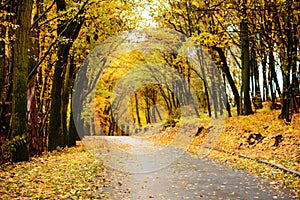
top-left (83, 136), bottom-right (293, 199)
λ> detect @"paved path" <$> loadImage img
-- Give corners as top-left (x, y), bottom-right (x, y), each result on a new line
top-left (83, 136), bottom-right (293, 199)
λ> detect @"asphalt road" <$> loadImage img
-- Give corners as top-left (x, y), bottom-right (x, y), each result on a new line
top-left (83, 136), bottom-right (294, 200)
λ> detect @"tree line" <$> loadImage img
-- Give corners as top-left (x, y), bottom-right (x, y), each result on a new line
top-left (156, 0), bottom-right (299, 118)
top-left (0, 0), bottom-right (299, 163)
top-left (0, 0), bottom-right (132, 163)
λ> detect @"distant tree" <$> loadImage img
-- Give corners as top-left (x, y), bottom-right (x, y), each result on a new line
top-left (156, 0), bottom-right (241, 116)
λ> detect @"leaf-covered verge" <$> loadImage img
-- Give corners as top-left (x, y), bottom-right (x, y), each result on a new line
top-left (150, 103), bottom-right (300, 197)
top-left (204, 108), bottom-right (300, 198)
top-left (0, 143), bottom-right (112, 199)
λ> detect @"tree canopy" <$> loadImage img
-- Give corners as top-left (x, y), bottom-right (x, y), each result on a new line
top-left (0, 0), bottom-right (299, 163)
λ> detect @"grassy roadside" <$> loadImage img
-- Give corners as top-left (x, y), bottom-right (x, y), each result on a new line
top-left (150, 104), bottom-right (300, 197)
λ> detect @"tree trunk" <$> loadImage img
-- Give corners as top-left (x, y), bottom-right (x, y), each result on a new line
top-left (195, 49), bottom-right (212, 117)
top-left (262, 54), bottom-right (269, 101)
top-left (212, 46), bottom-right (240, 115)
top-left (0, 8), bottom-right (8, 142)
top-left (65, 55), bottom-right (77, 146)
top-left (279, 0), bottom-right (293, 122)
top-left (144, 87), bottom-right (151, 124)
top-left (48, 0), bottom-right (86, 151)
top-left (27, 0), bottom-right (42, 157)
top-left (48, 42), bottom-right (68, 150)
top-left (0, 20), bottom-right (5, 100)
top-left (253, 52), bottom-right (261, 97)
top-left (269, 48), bottom-right (281, 99)
top-left (135, 92), bottom-right (141, 126)
top-left (11, 0), bottom-right (33, 162)
top-left (240, 0), bottom-right (253, 115)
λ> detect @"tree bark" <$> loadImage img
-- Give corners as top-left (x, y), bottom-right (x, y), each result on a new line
top-left (11, 0), bottom-right (33, 162)
top-left (48, 0), bottom-right (86, 151)
top-left (27, 0), bottom-right (42, 157)
top-left (0, 5), bottom-right (8, 142)
top-left (240, 0), bottom-right (253, 115)
top-left (279, 0), bottom-right (294, 122)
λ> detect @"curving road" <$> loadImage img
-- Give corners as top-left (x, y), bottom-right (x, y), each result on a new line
top-left (83, 136), bottom-right (294, 199)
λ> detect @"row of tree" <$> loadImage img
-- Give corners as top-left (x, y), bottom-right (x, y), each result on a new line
top-left (0, 0), bottom-right (134, 162)
top-left (94, 0), bottom-right (299, 137)
top-left (154, 0), bottom-right (299, 119)
top-left (0, 0), bottom-right (299, 163)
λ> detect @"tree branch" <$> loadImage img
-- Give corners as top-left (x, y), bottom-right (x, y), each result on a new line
top-left (30, 0), bottom-right (57, 29)
top-left (27, 38), bottom-right (58, 82)
top-left (27, 0), bottom-right (89, 82)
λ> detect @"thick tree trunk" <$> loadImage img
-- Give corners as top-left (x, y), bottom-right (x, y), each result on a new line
top-left (0, 24), bottom-right (5, 99)
top-left (48, 0), bottom-right (86, 150)
top-left (72, 60), bottom-right (88, 139)
top-left (240, 0), bottom-right (253, 115)
top-left (27, 0), bottom-right (42, 157)
top-left (48, 43), bottom-right (69, 150)
top-left (65, 56), bottom-right (77, 146)
top-left (11, 0), bottom-right (33, 162)
top-left (279, 0), bottom-right (294, 122)
top-left (0, 15), bottom-right (7, 141)
top-left (290, 22), bottom-right (299, 112)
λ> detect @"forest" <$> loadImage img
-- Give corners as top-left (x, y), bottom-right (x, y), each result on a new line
top-left (0, 0), bottom-right (299, 198)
